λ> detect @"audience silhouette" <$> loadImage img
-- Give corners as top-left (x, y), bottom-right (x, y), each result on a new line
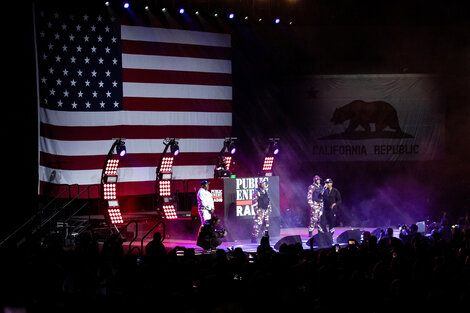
top-left (2, 223), bottom-right (469, 313)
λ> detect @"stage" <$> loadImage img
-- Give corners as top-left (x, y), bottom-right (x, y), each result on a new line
top-left (120, 226), bottom-right (392, 255)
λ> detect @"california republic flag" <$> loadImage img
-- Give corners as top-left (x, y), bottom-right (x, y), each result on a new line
top-left (290, 74), bottom-right (445, 162)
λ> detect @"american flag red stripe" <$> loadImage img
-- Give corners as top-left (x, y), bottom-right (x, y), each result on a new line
top-left (39, 180), bottom-right (194, 198)
top-left (123, 97), bottom-right (232, 112)
top-left (121, 40), bottom-right (231, 59)
top-left (40, 124), bottom-right (232, 140)
top-left (36, 8), bottom-right (232, 197)
top-left (40, 152), bottom-right (221, 170)
top-left (122, 68), bottom-right (232, 86)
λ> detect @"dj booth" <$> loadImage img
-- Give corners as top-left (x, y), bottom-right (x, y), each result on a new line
top-left (182, 176), bottom-right (280, 240)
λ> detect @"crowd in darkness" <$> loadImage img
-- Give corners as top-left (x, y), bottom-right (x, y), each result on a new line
top-left (2, 223), bottom-right (470, 313)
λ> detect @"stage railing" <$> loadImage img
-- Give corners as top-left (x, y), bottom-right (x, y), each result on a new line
top-left (117, 220), bottom-right (140, 255)
top-left (33, 184), bottom-right (100, 236)
top-left (0, 184), bottom-right (98, 249)
top-left (140, 220), bottom-right (166, 257)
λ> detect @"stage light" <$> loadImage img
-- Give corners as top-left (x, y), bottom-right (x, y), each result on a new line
top-left (272, 142), bottom-right (279, 155)
top-left (162, 8), bottom-right (166, 12)
top-left (229, 142), bottom-right (236, 155)
top-left (215, 138), bottom-right (236, 178)
top-left (123, 2), bottom-right (129, 9)
top-left (275, 18), bottom-right (280, 24)
top-left (195, 11), bottom-right (199, 15)
top-left (103, 183), bottom-right (117, 200)
top-left (171, 141), bottom-right (180, 156)
top-left (159, 180), bottom-right (171, 197)
top-left (160, 156), bottom-right (174, 173)
top-left (163, 204), bottom-right (178, 219)
top-left (105, 1), bottom-right (110, 6)
top-left (224, 156), bottom-right (232, 171)
top-left (116, 140), bottom-right (126, 157)
top-left (262, 156), bottom-right (274, 172)
top-left (108, 208), bottom-right (124, 224)
top-left (104, 159), bottom-right (119, 176)
top-left (267, 138), bottom-right (280, 156)
top-left (101, 139), bottom-right (126, 225)
top-left (156, 138), bottom-right (179, 218)
top-left (214, 13), bottom-right (218, 17)
top-left (145, 6), bottom-right (149, 11)
top-left (221, 137), bottom-right (236, 155)
top-left (179, 8), bottom-right (185, 14)
top-left (229, 13), bottom-right (234, 19)
top-left (245, 16), bottom-right (249, 20)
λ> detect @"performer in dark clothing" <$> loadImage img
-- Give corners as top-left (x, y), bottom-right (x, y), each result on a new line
top-left (319, 178), bottom-right (341, 234)
top-left (196, 215), bottom-right (226, 250)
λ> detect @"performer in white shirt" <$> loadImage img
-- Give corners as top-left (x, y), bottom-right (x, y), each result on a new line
top-left (197, 180), bottom-right (215, 224)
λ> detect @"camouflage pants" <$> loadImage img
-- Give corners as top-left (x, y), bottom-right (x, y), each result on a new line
top-left (252, 207), bottom-right (272, 238)
top-left (308, 201), bottom-right (323, 232)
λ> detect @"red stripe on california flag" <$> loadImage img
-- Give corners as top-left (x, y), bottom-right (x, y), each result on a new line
top-left (123, 97), bottom-right (232, 112)
top-left (122, 68), bottom-right (232, 86)
top-left (40, 123), bottom-right (232, 141)
top-left (121, 40), bottom-right (231, 59)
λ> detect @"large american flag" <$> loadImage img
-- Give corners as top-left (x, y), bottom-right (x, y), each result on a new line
top-left (35, 7), bottom-right (232, 197)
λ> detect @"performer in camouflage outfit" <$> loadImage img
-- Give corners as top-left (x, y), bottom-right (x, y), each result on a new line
top-left (251, 178), bottom-right (272, 243)
top-left (307, 175), bottom-right (324, 237)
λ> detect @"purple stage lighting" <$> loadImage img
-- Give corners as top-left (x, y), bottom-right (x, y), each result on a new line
top-left (116, 140), bottom-right (126, 157)
top-left (170, 141), bottom-right (180, 156)
top-left (179, 8), bottom-right (185, 14)
top-left (228, 141), bottom-right (236, 155)
top-left (229, 13), bottom-right (234, 19)
top-left (275, 18), bottom-right (280, 24)
top-left (123, 2), bottom-right (130, 9)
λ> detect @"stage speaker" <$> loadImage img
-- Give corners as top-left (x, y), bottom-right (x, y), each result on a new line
top-left (336, 229), bottom-right (363, 244)
top-left (274, 235), bottom-right (302, 250)
top-left (307, 232), bottom-right (333, 248)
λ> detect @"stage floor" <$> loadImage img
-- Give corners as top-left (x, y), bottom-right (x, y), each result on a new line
top-left (129, 227), bottom-right (389, 255)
